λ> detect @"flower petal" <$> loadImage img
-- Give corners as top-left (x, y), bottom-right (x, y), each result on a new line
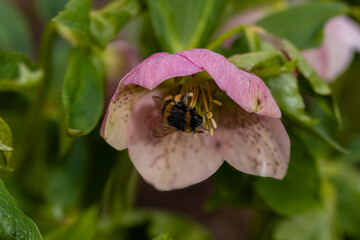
top-left (101, 84), bottom-right (148, 150)
top-left (121, 52), bottom-right (203, 89)
top-left (116, 49), bottom-right (280, 118)
top-left (302, 16), bottom-right (360, 81)
top-left (203, 106), bottom-right (290, 179)
top-left (127, 92), bottom-right (224, 191)
top-left (176, 49), bottom-right (281, 118)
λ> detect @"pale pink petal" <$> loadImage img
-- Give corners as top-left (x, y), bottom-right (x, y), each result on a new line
top-left (203, 106), bottom-right (290, 179)
top-left (127, 92), bottom-right (224, 190)
top-left (177, 49), bottom-right (281, 118)
top-left (101, 84), bottom-right (148, 150)
top-left (302, 16), bottom-right (360, 81)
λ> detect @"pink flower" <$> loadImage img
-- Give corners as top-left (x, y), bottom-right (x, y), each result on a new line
top-left (101, 49), bottom-right (290, 191)
top-left (302, 16), bottom-right (360, 81)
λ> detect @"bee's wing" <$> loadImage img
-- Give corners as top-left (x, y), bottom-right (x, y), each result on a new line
top-left (152, 122), bottom-right (178, 138)
top-left (152, 96), bottom-right (165, 109)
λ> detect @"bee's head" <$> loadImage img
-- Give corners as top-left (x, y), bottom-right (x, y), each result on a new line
top-left (193, 113), bottom-right (203, 128)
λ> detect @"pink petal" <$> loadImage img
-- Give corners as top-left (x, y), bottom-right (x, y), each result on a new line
top-left (121, 53), bottom-right (203, 89)
top-left (302, 16), bottom-right (360, 81)
top-left (177, 49), bottom-right (281, 118)
top-left (127, 92), bottom-right (224, 191)
top-left (203, 106), bottom-right (290, 179)
top-left (120, 49), bottom-right (280, 118)
top-left (101, 84), bottom-right (148, 150)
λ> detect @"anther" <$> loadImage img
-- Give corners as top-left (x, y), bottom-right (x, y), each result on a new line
top-left (211, 118), bottom-right (217, 129)
top-left (211, 100), bottom-right (222, 106)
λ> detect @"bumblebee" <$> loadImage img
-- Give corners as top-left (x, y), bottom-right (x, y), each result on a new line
top-left (152, 91), bottom-right (204, 138)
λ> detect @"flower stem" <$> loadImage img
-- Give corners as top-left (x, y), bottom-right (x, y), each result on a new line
top-left (206, 25), bottom-right (247, 51)
top-left (16, 22), bottom-right (57, 178)
top-left (100, 153), bottom-right (139, 216)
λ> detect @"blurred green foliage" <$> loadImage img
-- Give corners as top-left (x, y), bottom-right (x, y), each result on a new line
top-left (0, 0), bottom-right (359, 239)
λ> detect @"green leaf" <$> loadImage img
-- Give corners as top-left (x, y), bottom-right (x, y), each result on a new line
top-left (229, 50), bottom-right (297, 78)
top-left (53, 0), bottom-right (92, 36)
top-left (267, 73), bottom-right (314, 124)
top-left (54, 0), bottom-right (141, 48)
top-left (206, 163), bottom-right (254, 210)
top-left (273, 181), bottom-right (338, 240)
top-left (255, 134), bottom-right (321, 216)
top-left (0, 0), bottom-right (33, 57)
top-left (90, 0), bottom-right (142, 47)
top-left (257, 2), bottom-right (348, 49)
top-left (0, 117), bottom-right (12, 164)
top-left (147, 0), bottom-right (227, 52)
top-left (62, 48), bottom-right (104, 137)
top-left (36, 0), bottom-right (68, 22)
top-left (148, 211), bottom-right (212, 240)
top-left (118, 210), bottom-right (212, 240)
top-left (153, 233), bottom-right (173, 240)
top-left (0, 179), bottom-right (42, 240)
top-left (282, 39), bottom-right (331, 95)
top-left (274, 209), bottom-right (337, 240)
top-left (229, 49), bottom-right (285, 71)
top-left (324, 162), bottom-right (360, 238)
top-left (297, 95), bottom-right (348, 154)
top-left (0, 51), bottom-right (43, 91)
top-left (45, 207), bottom-right (98, 240)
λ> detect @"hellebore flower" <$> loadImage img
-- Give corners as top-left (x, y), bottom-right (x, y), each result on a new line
top-left (101, 48), bottom-right (290, 190)
top-left (302, 16), bottom-right (360, 81)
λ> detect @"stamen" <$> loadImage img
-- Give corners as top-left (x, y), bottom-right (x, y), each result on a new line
top-left (206, 111), bottom-right (213, 119)
top-left (209, 125), bottom-right (214, 136)
top-left (190, 88), bottom-right (199, 108)
top-left (206, 86), bottom-right (213, 111)
top-left (200, 86), bottom-right (209, 113)
top-left (211, 118), bottom-right (217, 129)
top-left (211, 99), bottom-right (222, 106)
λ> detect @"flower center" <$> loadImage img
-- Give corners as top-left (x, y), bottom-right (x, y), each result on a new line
top-left (174, 73), bottom-right (222, 136)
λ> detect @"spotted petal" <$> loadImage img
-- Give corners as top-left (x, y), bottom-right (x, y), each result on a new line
top-left (101, 84), bottom-right (148, 150)
top-left (127, 92), bottom-right (224, 190)
top-left (203, 106), bottom-right (290, 179)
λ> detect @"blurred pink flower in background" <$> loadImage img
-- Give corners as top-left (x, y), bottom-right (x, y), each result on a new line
top-left (101, 48), bottom-right (290, 191)
top-left (302, 16), bottom-right (360, 82)
top-left (104, 40), bottom-right (141, 102)
top-left (218, 7), bottom-right (268, 49)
